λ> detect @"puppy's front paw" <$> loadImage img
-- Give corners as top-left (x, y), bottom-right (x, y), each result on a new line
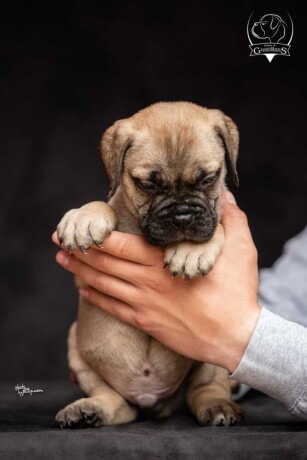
top-left (163, 240), bottom-right (222, 280)
top-left (197, 399), bottom-right (243, 427)
top-left (57, 202), bottom-right (116, 253)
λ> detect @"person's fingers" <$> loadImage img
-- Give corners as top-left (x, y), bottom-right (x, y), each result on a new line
top-left (55, 250), bottom-right (138, 302)
top-left (93, 231), bottom-right (163, 265)
top-left (76, 249), bottom-right (159, 286)
top-left (52, 231), bottom-right (60, 245)
top-left (221, 192), bottom-right (247, 222)
top-left (53, 230), bottom-right (163, 286)
top-left (220, 192), bottom-right (258, 265)
top-left (78, 287), bottom-right (137, 326)
top-left (52, 230), bottom-right (163, 266)
top-left (221, 192), bottom-right (254, 241)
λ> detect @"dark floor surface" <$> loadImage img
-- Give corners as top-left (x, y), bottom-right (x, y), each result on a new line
top-left (1, 380), bottom-right (306, 459)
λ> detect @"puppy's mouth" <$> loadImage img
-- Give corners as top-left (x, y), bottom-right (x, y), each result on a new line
top-left (140, 199), bottom-right (218, 247)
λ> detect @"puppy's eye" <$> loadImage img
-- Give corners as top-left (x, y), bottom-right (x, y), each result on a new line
top-left (134, 179), bottom-right (156, 193)
top-left (200, 172), bottom-right (218, 186)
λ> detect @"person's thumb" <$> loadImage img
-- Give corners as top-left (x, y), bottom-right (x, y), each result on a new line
top-left (222, 191), bottom-right (237, 207)
top-left (221, 192), bottom-right (251, 240)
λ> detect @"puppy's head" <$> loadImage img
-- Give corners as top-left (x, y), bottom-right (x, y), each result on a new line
top-left (100, 102), bottom-right (239, 247)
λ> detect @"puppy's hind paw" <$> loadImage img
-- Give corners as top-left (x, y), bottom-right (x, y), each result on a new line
top-left (197, 399), bottom-right (243, 427)
top-left (55, 398), bottom-right (105, 429)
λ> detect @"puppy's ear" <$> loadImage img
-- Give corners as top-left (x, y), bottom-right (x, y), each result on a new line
top-left (100, 119), bottom-right (133, 198)
top-left (213, 111), bottom-right (240, 187)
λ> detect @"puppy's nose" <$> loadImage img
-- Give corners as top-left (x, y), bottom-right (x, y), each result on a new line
top-left (172, 212), bottom-right (194, 227)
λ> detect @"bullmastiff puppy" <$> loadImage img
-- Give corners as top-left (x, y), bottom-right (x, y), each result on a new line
top-left (55, 101), bottom-right (243, 428)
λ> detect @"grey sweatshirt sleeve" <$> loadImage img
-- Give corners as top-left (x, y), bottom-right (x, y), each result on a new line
top-left (231, 308), bottom-right (307, 419)
top-left (258, 226), bottom-right (307, 328)
top-left (230, 226), bottom-right (307, 420)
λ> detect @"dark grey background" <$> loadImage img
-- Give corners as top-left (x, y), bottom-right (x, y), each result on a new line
top-left (1, 1), bottom-right (306, 379)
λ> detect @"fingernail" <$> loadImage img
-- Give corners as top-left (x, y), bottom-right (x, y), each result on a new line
top-left (226, 191), bottom-right (237, 204)
top-left (56, 251), bottom-right (69, 266)
top-left (79, 288), bottom-right (89, 298)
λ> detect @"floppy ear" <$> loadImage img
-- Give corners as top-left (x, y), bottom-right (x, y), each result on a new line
top-left (100, 119), bottom-right (133, 198)
top-left (270, 15), bottom-right (280, 30)
top-left (213, 110), bottom-right (240, 186)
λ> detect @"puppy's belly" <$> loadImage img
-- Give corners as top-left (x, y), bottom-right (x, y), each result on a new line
top-left (76, 297), bottom-right (193, 407)
top-left (101, 362), bottom-right (185, 407)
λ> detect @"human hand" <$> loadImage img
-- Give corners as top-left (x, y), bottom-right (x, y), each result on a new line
top-left (52, 192), bottom-right (261, 373)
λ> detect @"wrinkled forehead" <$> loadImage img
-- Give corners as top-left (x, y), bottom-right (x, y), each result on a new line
top-left (126, 123), bottom-right (224, 181)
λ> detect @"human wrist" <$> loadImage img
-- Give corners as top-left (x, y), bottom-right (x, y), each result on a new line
top-left (209, 302), bottom-right (262, 373)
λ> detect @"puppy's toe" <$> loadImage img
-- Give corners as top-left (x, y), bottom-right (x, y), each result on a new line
top-left (75, 219), bottom-right (93, 251)
top-left (197, 253), bottom-right (215, 277)
top-left (163, 246), bottom-right (177, 269)
top-left (168, 256), bottom-right (186, 277)
top-left (61, 220), bottom-right (78, 252)
top-left (183, 251), bottom-right (203, 279)
top-left (57, 209), bottom-right (78, 252)
top-left (57, 209), bottom-right (76, 241)
top-left (88, 220), bottom-right (113, 247)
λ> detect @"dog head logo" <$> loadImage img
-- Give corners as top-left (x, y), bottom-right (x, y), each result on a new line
top-left (247, 13), bottom-right (293, 62)
top-left (251, 14), bottom-right (287, 43)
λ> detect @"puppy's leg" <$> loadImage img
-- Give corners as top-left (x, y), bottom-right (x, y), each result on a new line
top-left (186, 363), bottom-right (243, 427)
top-left (55, 323), bottom-right (137, 428)
top-left (163, 223), bottom-right (224, 279)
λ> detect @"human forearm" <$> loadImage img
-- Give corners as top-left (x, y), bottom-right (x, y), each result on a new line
top-left (231, 307), bottom-right (307, 420)
top-left (258, 226), bottom-right (307, 327)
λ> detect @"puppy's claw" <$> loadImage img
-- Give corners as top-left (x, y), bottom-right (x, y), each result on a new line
top-left (200, 266), bottom-right (212, 277)
top-left (171, 271), bottom-right (178, 278)
top-left (184, 274), bottom-right (191, 281)
top-left (80, 246), bottom-right (88, 254)
top-left (163, 262), bottom-right (170, 269)
top-left (66, 245), bottom-right (72, 254)
top-left (230, 417), bottom-right (237, 426)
